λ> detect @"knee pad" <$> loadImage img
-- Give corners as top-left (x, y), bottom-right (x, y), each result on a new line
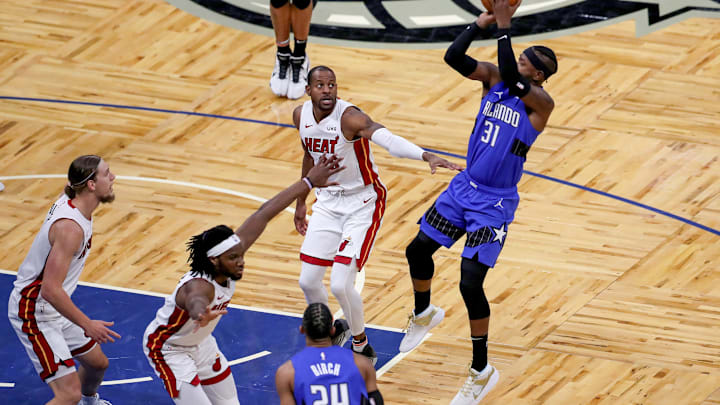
top-left (270, 0), bottom-right (288, 8)
top-left (291, 0), bottom-right (311, 9)
top-left (459, 258), bottom-right (490, 319)
top-left (406, 232), bottom-right (441, 280)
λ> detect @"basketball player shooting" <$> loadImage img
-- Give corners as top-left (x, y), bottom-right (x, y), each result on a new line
top-left (399, 0), bottom-right (558, 403)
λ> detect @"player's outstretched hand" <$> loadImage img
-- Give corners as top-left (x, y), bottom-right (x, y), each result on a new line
top-left (294, 201), bottom-right (309, 235)
top-left (423, 152), bottom-right (464, 174)
top-left (475, 11), bottom-right (496, 29)
top-left (493, 0), bottom-right (522, 27)
top-left (84, 319), bottom-right (122, 344)
top-left (307, 154), bottom-right (345, 187)
top-left (193, 305), bottom-right (228, 333)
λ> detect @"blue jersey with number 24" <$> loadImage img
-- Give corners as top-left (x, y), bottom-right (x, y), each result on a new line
top-left (292, 345), bottom-right (368, 405)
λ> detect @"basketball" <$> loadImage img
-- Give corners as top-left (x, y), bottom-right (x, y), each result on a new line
top-left (481, 0), bottom-right (520, 12)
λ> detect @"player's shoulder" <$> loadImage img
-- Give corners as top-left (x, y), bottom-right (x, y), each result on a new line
top-left (352, 351), bottom-right (373, 371)
top-left (293, 104), bottom-right (305, 127)
top-left (276, 359), bottom-right (295, 379)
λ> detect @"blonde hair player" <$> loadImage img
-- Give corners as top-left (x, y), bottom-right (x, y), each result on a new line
top-left (7, 155), bottom-right (119, 405)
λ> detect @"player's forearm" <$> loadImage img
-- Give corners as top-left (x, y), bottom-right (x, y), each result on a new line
top-left (40, 285), bottom-right (91, 330)
top-left (370, 128), bottom-right (425, 160)
top-left (239, 181), bottom-right (311, 247)
top-left (298, 153), bottom-right (314, 203)
top-left (444, 23), bottom-right (484, 77)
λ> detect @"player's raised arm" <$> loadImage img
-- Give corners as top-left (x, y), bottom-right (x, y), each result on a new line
top-left (341, 107), bottom-right (463, 174)
top-left (444, 13), bottom-right (501, 89)
top-left (234, 154), bottom-right (345, 249)
top-left (494, 0), bottom-right (555, 130)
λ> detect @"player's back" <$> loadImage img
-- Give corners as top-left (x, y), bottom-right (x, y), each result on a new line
top-left (466, 81), bottom-right (541, 189)
top-left (292, 345), bottom-right (368, 404)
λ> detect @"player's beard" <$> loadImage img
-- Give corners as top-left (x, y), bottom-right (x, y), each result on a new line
top-left (219, 264), bottom-right (242, 281)
top-left (99, 192), bottom-right (115, 203)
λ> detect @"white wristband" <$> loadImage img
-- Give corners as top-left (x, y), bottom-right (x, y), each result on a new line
top-left (370, 128), bottom-right (425, 161)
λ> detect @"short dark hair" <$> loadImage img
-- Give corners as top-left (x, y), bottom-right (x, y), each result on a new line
top-left (307, 65), bottom-right (335, 85)
top-left (302, 303), bottom-right (333, 340)
top-left (64, 155), bottom-right (102, 198)
top-left (186, 225), bottom-right (235, 278)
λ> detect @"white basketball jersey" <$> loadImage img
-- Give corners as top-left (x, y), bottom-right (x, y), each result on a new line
top-left (145, 271), bottom-right (235, 347)
top-left (12, 194), bottom-right (93, 320)
top-left (299, 99), bottom-right (383, 193)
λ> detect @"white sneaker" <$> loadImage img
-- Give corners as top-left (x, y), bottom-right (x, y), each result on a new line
top-left (78, 393), bottom-right (112, 405)
top-left (286, 55), bottom-right (309, 100)
top-left (450, 365), bottom-right (499, 405)
top-left (398, 304), bottom-right (444, 352)
top-left (0, 182), bottom-right (4, 192)
top-left (269, 52), bottom-right (291, 97)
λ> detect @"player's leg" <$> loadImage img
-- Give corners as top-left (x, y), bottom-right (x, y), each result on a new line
top-left (450, 190), bottom-right (513, 405)
top-left (66, 317), bottom-right (111, 405)
top-left (286, 0), bottom-right (314, 99)
top-left (450, 258), bottom-right (498, 405)
top-left (269, 0), bottom-right (291, 96)
top-left (143, 337), bottom-right (206, 403)
top-left (331, 189), bottom-right (384, 365)
top-left (8, 300), bottom-right (81, 404)
top-left (74, 346), bottom-right (111, 404)
top-left (174, 384), bottom-right (213, 405)
top-left (299, 202), bottom-right (342, 306)
top-left (47, 373), bottom-right (82, 405)
top-left (329, 257), bottom-right (376, 364)
top-left (197, 338), bottom-right (240, 405)
top-left (400, 194), bottom-right (465, 353)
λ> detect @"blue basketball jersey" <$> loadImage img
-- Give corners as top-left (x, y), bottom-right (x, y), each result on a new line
top-left (466, 81), bottom-right (541, 189)
top-left (292, 346), bottom-right (368, 405)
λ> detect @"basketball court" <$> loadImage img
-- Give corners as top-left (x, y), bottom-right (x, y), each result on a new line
top-left (0, 1), bottom-right (718, 403)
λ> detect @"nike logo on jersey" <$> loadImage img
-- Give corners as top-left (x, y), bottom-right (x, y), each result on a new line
top-left (363, 198), bottom-right (372, 204)
top-left (305, 124), bottom-right (313, 128)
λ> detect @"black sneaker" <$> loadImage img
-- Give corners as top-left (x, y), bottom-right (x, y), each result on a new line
top-left (352, 341), bottom-right (378, 367)
top-left (331, 319), bottom-right (352, 347)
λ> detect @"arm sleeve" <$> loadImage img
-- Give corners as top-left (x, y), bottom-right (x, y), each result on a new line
top-left (496, 28), bottom-right (531, 97)
top-left (370, 128), bottom-right (425, 161)
top-left (444, 24), bottom-right (484, 77)
top-left (367, 390), bottom-right (384, 405)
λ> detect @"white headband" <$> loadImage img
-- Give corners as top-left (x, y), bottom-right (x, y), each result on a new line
top-left (206, 234), bottom-right (241, 257)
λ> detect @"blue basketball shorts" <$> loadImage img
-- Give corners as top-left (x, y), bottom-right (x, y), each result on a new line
top-left (419, 172), bottom-right (519, 267)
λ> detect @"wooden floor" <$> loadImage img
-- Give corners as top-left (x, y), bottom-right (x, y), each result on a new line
top-left (1, 1), bottom-right (719, 404)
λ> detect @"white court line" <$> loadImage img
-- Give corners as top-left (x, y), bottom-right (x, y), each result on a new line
top-left (227, 350), bottom-right (272, 366)
top-left (101, 376), bottom-right (153, 386)
top-left (0, 383), bottom-right (15, 388)
top-left (0, 269), bottom-right (403, 333)
top-left (0, 174), bottom-right (295, 215)
top-left (376, 333), bottom-right (431, 378)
